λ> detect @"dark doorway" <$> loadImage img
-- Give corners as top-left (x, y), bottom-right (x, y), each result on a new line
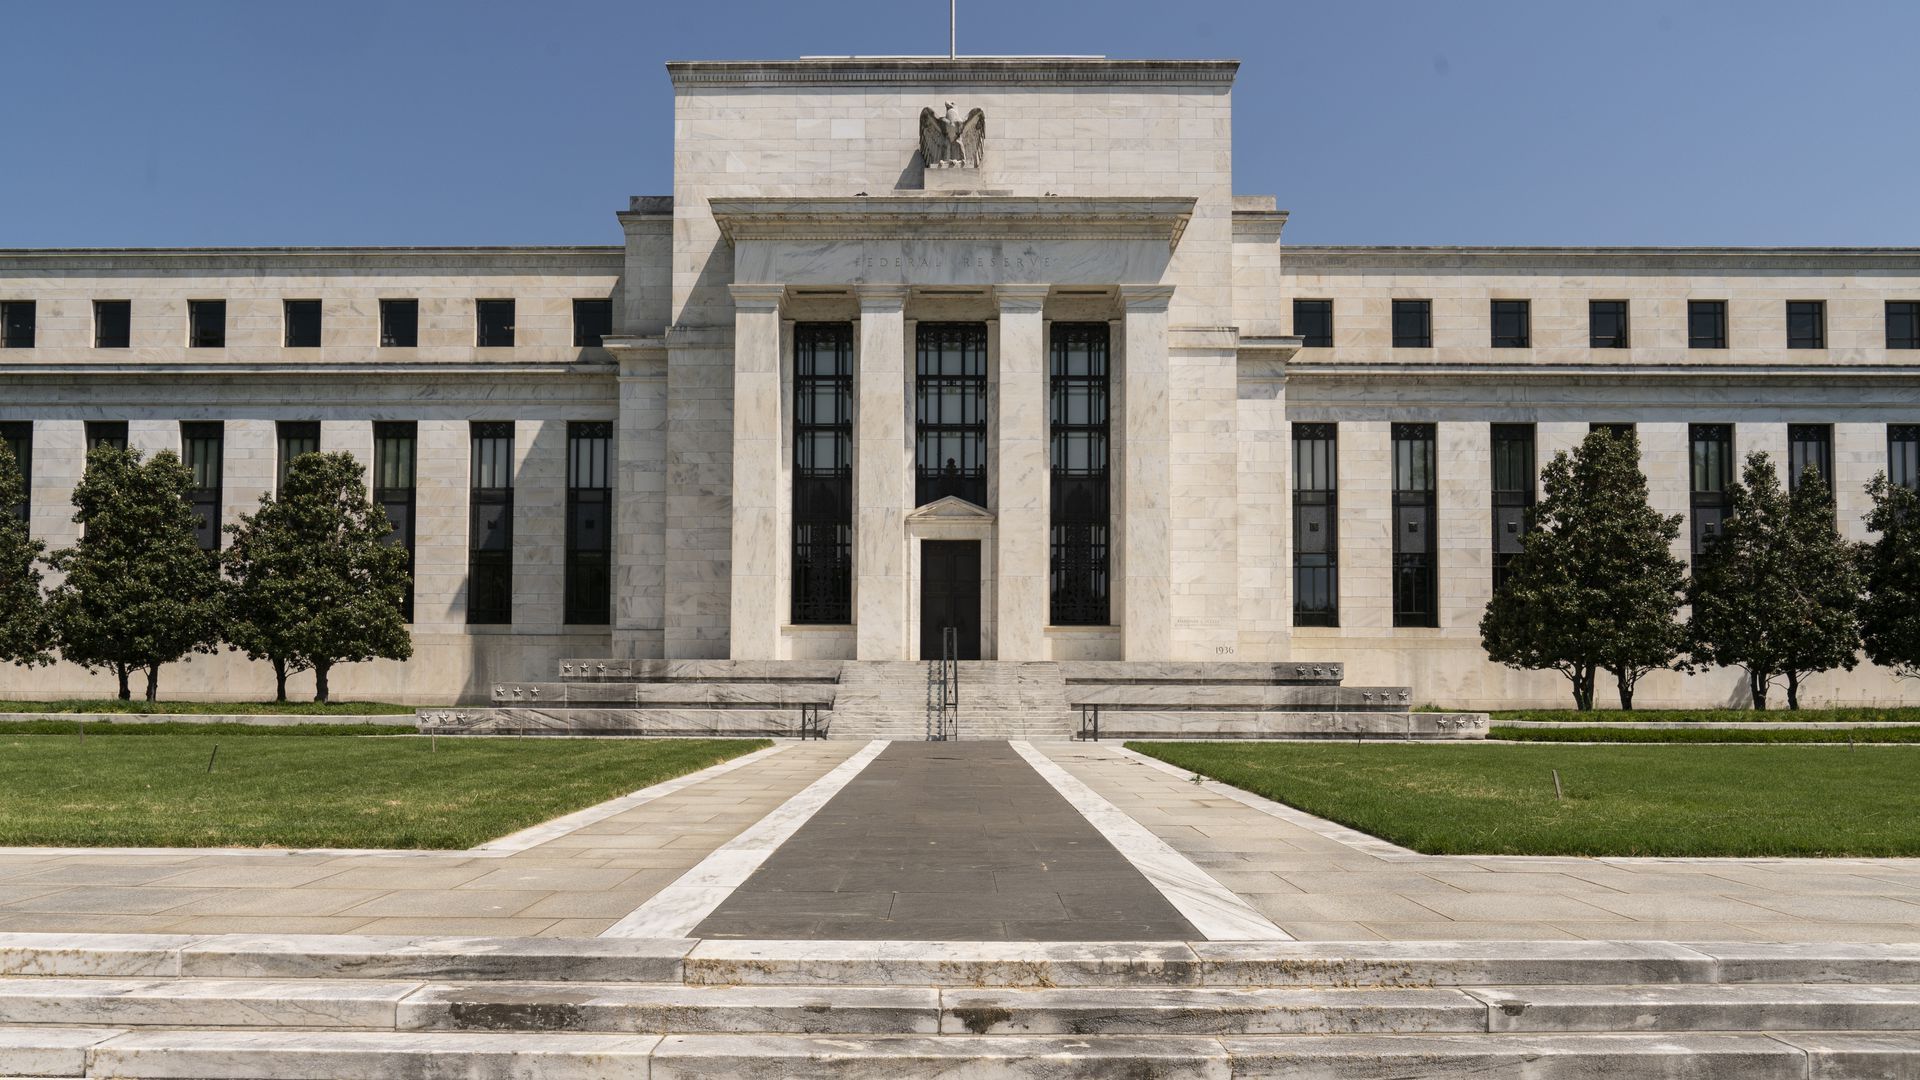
top-left (920, 540), bottom-right (982, 660)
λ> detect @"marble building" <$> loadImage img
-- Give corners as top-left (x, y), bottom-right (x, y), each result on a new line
top-left (1, 56), bottom-right (1917, 709)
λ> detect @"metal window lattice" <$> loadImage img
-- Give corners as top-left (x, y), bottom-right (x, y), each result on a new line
top-left (792, 323), bottom-right (853, 624)
top-left (1392, 422), bottom-right (1437, 626)
top-left (1049, 323), bottom-right (1110, 626)
top-left (915, 322), bottom-right (989, 507)
top-left (1292, 422), bottom-right (1338, 626)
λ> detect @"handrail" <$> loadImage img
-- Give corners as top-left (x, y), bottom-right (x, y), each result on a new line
top-left (926, 625), bottom-right (961, 741)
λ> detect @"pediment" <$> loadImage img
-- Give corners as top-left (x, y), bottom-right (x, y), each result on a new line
top-left (908, 495), bottom-right (995, 522)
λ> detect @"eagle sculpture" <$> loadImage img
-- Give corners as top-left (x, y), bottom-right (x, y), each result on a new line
top-left (919, 101), bottom-right (985, 169)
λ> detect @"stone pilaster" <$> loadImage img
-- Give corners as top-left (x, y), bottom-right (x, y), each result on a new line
top-left (728, 284), bottom-right (785, 660)
top-left (320, 421), bottom-right (372, 494)
top-left (993, 284), bottom-right (1050, 660)
top-left (222, 420), bottom-right (274, 536)
top-left (412, 420), bottom-right (468, 629)
top-left (855, 285), bottom-right (909, 660)
top-left (128, 420), bottom-right (178, 458)
top-left (610, 342), bottom-right (668, 658)
top-left (1119, 284), bottom-right (1173, 660)
top-left (28, 421), bottom-right (83, 559)
top-left (513, 419), bottom-right (567, 633)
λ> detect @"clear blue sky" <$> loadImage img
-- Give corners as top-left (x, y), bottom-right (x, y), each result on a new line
top-left (5, 0), bottom-right (1916, 248)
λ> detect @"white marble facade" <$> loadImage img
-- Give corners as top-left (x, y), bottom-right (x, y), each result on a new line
top-left (0, 57), bottom-right (1917, 707)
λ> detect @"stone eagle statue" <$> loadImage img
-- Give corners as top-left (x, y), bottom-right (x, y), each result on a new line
top-left (919, 101), bottom-right (985, 169)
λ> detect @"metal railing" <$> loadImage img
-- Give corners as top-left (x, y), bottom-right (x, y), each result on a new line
top-left (1078, 704), bottom-right (1101, 741)
top-left (925, 625), bottom-right (960, 741)
top-left (797, 703), bottom-right (827, 741)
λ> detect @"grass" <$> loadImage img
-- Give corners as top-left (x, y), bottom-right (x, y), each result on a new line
top-left (0, 699), bottom-right (416, 715)
top-left (1129, 740), bottom-right (1920, 857)
top-left (1481, 707), bottom-right (1920, 724)
top-left (0, 720), bottom-right (405, 737)
top-left (1492, 725), bottom-right (1920, 744)
top-left (0, 731), bottom-right (768, 849)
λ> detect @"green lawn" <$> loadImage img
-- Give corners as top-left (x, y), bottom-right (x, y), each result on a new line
top-left (1129, 741), bottom-right (1920, 858)
top-left (0, 732), bottom-right (767, 849)
top-left (1483, 707), bottom-right (1920, 724)
top-left (1492, 725), bottom-right (1920, 744)
top-left (0, 699), bottom-right (415, 715)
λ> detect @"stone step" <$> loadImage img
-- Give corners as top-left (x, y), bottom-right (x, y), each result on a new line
top-left (26, 1028), bottom-right (1914, 1080)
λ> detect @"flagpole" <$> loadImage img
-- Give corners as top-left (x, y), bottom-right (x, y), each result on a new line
top-left (950, 0), bottom-right (956, 58)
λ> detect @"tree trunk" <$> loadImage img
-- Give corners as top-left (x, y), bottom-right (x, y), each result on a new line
top-left (1571, 665), bottom-right (1597, 710)
top-left (272, 657), bottom-right (288, 704)
top-left (114, 664), bottom-right (131, 701)
top-left (1616, 669), bottom-right (1635, 711)
top-left (1749, 670), bottom-right (1769, 711)
top-left (1786, 671), bottom-right (1801, 711)
top-left (314, 663), bottom-right (331, 705)
top-left (143, 663), bottom-right (160, 703)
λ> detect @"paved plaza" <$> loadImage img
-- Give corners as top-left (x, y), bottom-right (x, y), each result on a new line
top-left (0, 738), bottom-right (1913, 944)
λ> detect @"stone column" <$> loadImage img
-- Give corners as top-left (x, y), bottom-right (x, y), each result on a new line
top-left (855, 285), bottom-right (910, 659)
top-left (513, 419), bottom-right (566, 634)
top-left (728, 284), bottom-right (785, 660)
top-left (993, 284), bottom-right (1050, 660)
top-left (1119, 285), bottom-right (1174, 660)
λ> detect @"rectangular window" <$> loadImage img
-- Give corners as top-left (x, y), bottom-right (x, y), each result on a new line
top-left (1690, 423), bottom-right (1734, 557)
top-left (1, 301), bottom-right (35, 349)
top-left (564, 421), bottom-right (612, 625)
top-left (1689, 300), bottom-right (1728, 349)
top-left (1787, 301), bottom-right (1825, 349)
top-left (283, 299), bottom-right (321, 348)
top-left (467, 422), bottom-right (514, 624)
top-left (1491, 424), bottom-right (1535, 591)
top-left (1491, 300), bottom-right (1531, 348)
top-left (1589, 300), bottom-right (1629, 349)
top-left (188, 301), bottom-right (225, 348)
top-left (1886, 302), bottom-right (1919, 350)
top-left (475, 299), bottom-right (514, 348)
top-left (1392, 423), bottom-right (1438, 626)
top-left (1291, 422), bottom-right (1338, 626)
top-left (1788, 424), bottom-right (1834, 496)
top-left (792, 323), bottom-right (854, 624)
top-left (1293, 299), bottom-right (1333, 347)
top-left (915, 322), bottom-right (989, 507)
top-left (275, 421), bottom-right (320, 494)
top-left (1891, 425), bottom-right (1920, 491)
top-left (572, 298), bottom-right (613, 348)
top-left (1391, 299), bottom-right (1431, 348)
top-left (380, 299), bottom-right (419, 348)
top-left (94, 300), bottom-right (131, 348)
top-left (1050, 322), bottom-right (1111, 626)
top-left (0, 422), bottom-right (29, 523)
top-left (373, 422), bottom-right (417, 621)
top-left (85, 421), bottom-right (127, 451)
top-left (181, 421), bottom-right (223, 550)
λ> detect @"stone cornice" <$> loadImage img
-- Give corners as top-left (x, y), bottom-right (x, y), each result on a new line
top-left (710, 196), bottom-right (1195, 251)
top-left (1284, 361), bottom-right (1920, 386)
top-left (0, 361), bottom-right (618, 379)
top-left (667, 58), bottom-right (1238, 88)
top-left (1284, 246), bottom-right (1920, 271)
top-left (0, 247), bottom-right (623, 272)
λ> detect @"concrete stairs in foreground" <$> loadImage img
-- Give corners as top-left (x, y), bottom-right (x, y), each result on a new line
top-left (828, 661), bottom-right (1076, 741)
top-left (0, 933), bottom-right (1915, 1077)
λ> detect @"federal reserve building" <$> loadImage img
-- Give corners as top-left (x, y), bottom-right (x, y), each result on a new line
top-left (2, 55), bottom-right (1917, 715)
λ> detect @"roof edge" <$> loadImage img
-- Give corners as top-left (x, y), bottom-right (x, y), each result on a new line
top-left (667, 58), bottom-right (1238, 87)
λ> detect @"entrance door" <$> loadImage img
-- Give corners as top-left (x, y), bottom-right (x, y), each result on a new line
top-left (920, 540), bottom-right (982, 660)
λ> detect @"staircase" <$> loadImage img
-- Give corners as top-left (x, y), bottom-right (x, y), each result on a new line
top-left (830, 661), bottom-right (1074, 741)
top-left (0, 933), bottom-right (1915, 1077)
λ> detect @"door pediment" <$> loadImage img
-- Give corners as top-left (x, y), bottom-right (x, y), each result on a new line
top-left (907, 495), bottom-right (994, 540)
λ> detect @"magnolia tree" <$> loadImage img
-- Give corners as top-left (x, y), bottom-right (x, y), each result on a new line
top-left (1860, 474), bottom-right (1920, 683)
top-left (1480, 429), bottom-right (1689, 709)
top-left (47, 446), bottom-right (222, 700)
top-left (1687, 453), bottom-right (1862, 710)
top-left (223, 452), bottom-right (411, 702)
top-left (0, 442), bottom-right (52, 669)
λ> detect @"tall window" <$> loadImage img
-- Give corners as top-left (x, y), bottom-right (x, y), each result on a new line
top-left (1787, 301), bottom-right (1825, 349)
top-left (1690, 423), bottom-right (1734, 557)
top-left (373, 422), bottom-right (417, 621)
top-left (188, 301), bottom-right (225, 348)
top-left (915, 322), bottom-right (988, 507)
top-left (1589, 300), bottom-right (1629, 349)
top-left (1891, 425), bottom-right (1920, 491)
top-left (565, 421), bottom-right (612, 625)
top-left (573, 299), bottom-right (613, 348)
top-left (1292, 423), bottom-right (1338, 626)
top-left (85, 421), bottom-right (127, 451)
top-left (792, 323), bottom-right (853, 624)
top-left (1392, 299), bottom-right (1432, 348)
top-left (1049, 322), bottom-right (1111, 626)
top-left (1787, 424), bottom-right (1834, 496)
top-left (380, 299), bottom-right (418, 347)
top-left (1890, 302), bottom-right (1920, 350)
top-left (0, 423), bottom-right (28, 523)
top-left (283, 300), bottom-right (322, 348)
top-left (1491, 300), bottom-right (1531, 348)
top-left (1293, 299), bottom-right (1332, 347)
top-left (94, 300), bottom-right (131, 348)
top-left (467, 422), bottom-right (514, 624)
top-left (1392, 424), bottom-right (1438, 626)
top-left (1, 301), bottom-right (34, 349)
top-left (181, 421), bottom-right (223, 550)
top-left (275, 421), bottom-right (320, 493)
top-left (475, 300), bottom-right (515, 348)
top-left (1689, 300), bottom-right (1728, 349)
top-left (1491, 424), bottom-right (1535, 591)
